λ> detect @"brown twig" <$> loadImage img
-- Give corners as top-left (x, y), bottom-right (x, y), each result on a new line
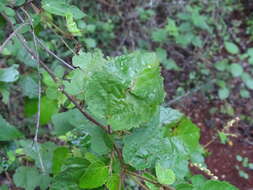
top-left (0, 22), bottom-right (29, 53)
top-left (4, 171), bottom-right (17, 190)
top-left (126, 170), bottom-right (175, 190)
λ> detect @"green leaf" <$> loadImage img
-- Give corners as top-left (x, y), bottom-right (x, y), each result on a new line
top-left (4, 7), bottom-right (15, 17)
top-left (0, 83), bottom-right (10, 104)
top-left (82, 51), bottom-right (165, 130)
top-left (123, 109), bottom-right (200, 179)
top-left (13, 167), bottom-right (51, 190)
top-left (190, 175), bottom-right (206, 187)
top-left (41, 0), bottom-right (85, 19)
top-left (218, 87), bottom-right (229, 100)
top-left (106, 174), bottom-right (121, 190)
top-left (155, 163), bottom-right (176, 185)
top-left (123, 124), bottom-right (188, 173)
top-left (72, 50), bottom-right (105, 71)
top-left (56, 157), bottom-right (89, 183)
top-left (65, 12), bottom-right (82, 36)
top-left (214, 60), bottom-right (228, 71)
top-left (63, 69), bottom-right (86, 97)
top-left (24, 96), bottom-right (58, 125)
top-left (0, 65), bottom-right (19, 82)
top-left (19, 140), bottom-right (57, 173)
top-left (224, 42), bottom-right (239, 54)
top-left (81, 123), bottom-right (113, 155)
top-left (175, 184), bottom-right (194, 190)
top-left (0, 184), bottom-right (9, 190)
top-left (241, 73), bottom-right (253, 90)
top-left (160, 106), bottom-right (183, 125)
top-left (19, 75), bottom-right (39, 98)
top-left (166, 117), bottom-right (200, 152)
top-left (151, 29), bottom-right (168, 42)
top-left (236, 155), bottom-right (243, 162)
top-left (0, 115), bottom-right (22, 141)
top-left (218, 132), bottom-right (228, 144)
top-left (13, 167), bottom-right (40, 190)
top-left (240, 89), bottom-right (250, 98)
top-left (16, 0), bottom-right (26, 6)
top-left (230, 64), bottom-right (243, 77)
top-left (79, 162), bottom-right (109, 189)
top-left (52, 109), bottom-right (112, 155)
top-left (200, 180), bottom-right (239, 190)
top-left (52, 147), bottom-right (70, 175)
top-left (52, 109), bottom-right (83, 135)
top-left (143, 173), bottom-right (160, 190)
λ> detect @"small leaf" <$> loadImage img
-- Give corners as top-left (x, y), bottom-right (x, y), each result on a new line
top-left (241, 73), bottom-right (253, 90)
top-left (240, 89), bottom-right (250, 98)
top-left (155, 163), bottom-right (176, 185)
top-left (151, 29), bottom-right (167, 42)
top-left (224, 42), bottom-right (239, 54)
top-left (214, 60), bottom-right (228, 71)
top-left (24, 96), bottom-right (58, 125)
top-left (13, 167), bottom-right (40, 190)
top-left (218, 132), bottom-right (228, 144)
top-left (236, 155), bottom-right (242, 162)
top-left (19, 75), bottom-right (39, 98)
top-left (52, 147), bottom-right (70, 175)
top-left (65, 12), bottom-right (82, 36)
top-left (0, 115), bottom-right (22, 141)
top-left (218, 87), bottom-right (229, 100)
top-left (0, 65), bottom-right (19, 82)
top-left (79, 162), bottom-right (109, 189)
top-left (42, 0), bottom-right (85, 19)
top-left (230, 64), bottom-right (243, 77)
top-left (200, 180), bottom-right (239, 190)
top-left (106, 174), bottom-right (121, 190)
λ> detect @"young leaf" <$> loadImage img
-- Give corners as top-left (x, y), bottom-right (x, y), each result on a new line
top-left (165, 117), bottom-right (200, 152)
top-left (42, 0), bottom-right (85, 19)
top-left (218, 132), bottom-right (228, 144)
top-left (65, 12), bottom-right (82, 36)
top-left (241, 73), bottom-right (253, 90)
top-left (18, 140), bottom-right (57, 173)
top-left (224, 42), bottom-right (239, 54)
top-left (24, 96), bottom-right (58, 125)
top-left (123, 123), bottom-right (188, 175)
top-left (52, 109), bottom-right (112, 155)
top-left (79, 162), bottom-right (109, 189)
top-left (19, 75), bottom-right (39, 98)
top-left (218, 87), bottom-right (229, 100)
top-left (155, 163), bottom-right (176, 185)
top-left (106, 174), bottom-right (121, 190)
top-left (230, 64), bottom-right (243, 77)
top-left (52, 109), bottom-right (83, 135)
top-left (214, 60), bottom-right (229, 71)
top-left (56, 157), bottom-right (89, 183)
top-left (52, 147), bottom-right (70, 175)
top-left (82, 51), bottom-right (165, 130)
top-left (13, 167), bottom-right (51, 190)
top-left (200, 180), bottom-right (239, 190)
top-left (0, 115), bottom-right (22, 141)
top-left (0, 65), bottom-right (19, 82)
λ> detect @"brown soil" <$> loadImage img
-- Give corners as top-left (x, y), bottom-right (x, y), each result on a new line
top-left (162, 85), bottom-right (253, 190)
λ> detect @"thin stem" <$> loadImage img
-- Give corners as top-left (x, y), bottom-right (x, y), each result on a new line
top-left (21, 7), bottom-right (46, 173)
top-left (0, 22), bottom-right (29, 53)
top-left (60, 88), bottom-right (108, 131)
top-left (126, 170), bottom-right (175, 190)
top-left (130, 175), bottom-right (150, 190)
top-left (16, 12), bottom-right (75, 70)
top-left (36, 38), bottom-right (75, 70)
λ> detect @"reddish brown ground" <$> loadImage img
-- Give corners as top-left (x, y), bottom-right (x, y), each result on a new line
top-left (163, 86), bottom-right (253, 190)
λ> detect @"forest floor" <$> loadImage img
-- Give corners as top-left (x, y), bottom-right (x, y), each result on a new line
top-left (163, 71), bottom-right (253, 190)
